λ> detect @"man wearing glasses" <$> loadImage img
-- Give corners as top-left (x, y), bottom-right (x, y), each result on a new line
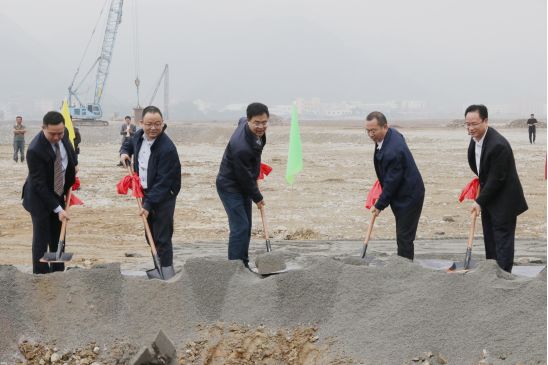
top-left (216, 102), bottom-right (268, 267)
top-left (365, 111), bottom-right (424, 260)
top-left (465, 104), bottom-right (527, 272)
top-left (120, 105), bottom-right (181, 279)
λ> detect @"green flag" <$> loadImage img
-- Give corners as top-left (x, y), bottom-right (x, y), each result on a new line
top-left (286, 104), bottom-right (303, 184)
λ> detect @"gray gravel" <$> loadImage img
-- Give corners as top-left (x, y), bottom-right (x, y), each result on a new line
top-left (0, 252), bottom-right (545, 364)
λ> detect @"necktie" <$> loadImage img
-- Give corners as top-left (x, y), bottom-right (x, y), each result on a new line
top-left (54, 143), bottom-right (64, 196)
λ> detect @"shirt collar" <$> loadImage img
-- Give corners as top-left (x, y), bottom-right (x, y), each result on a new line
top-left (141, 135), bottom-right (156, 145)
top-left (377, 140), bottom-right (384, 150)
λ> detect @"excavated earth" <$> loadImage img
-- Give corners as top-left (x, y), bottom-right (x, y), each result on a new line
top-left (1, 251), bottom-right (546, 364)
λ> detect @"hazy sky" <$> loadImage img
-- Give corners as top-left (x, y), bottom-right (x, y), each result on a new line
top-left (1, 0), bottom-right (546, 117)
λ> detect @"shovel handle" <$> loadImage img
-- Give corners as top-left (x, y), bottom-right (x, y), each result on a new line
top-left (126, 161), bottom-right (159, 257)
top-left (364, 214), bottom-right (376, 246)
top-left (259, 205), bottom-right (270, 242)
top-left (54, 187), bottom-right (73, 259)
top-left (466, 210), bottom-right (478, 249)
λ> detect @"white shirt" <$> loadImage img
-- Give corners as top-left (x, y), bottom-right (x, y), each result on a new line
top-left (51, 141), bottom-right (68, 213)
top-left (473, 127), bottom-right (488, 174)
top-left (138, 137), bottom-right (156, 189)
top-left (376, 140), bottom-right (384, 150)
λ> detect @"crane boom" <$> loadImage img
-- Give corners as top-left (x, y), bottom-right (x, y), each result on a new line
top-left (148, 64), bottom-right (169, 121)
top-left (94, 0), bottom-right (124, 106)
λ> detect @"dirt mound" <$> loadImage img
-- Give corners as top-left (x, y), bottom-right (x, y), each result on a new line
top-left (1, 255), bottom-right (546, 364)
top-left (180, 324), bottom-right (349, 365)
top-left (446, 119), bottom-right (464, 128)
top-left (285, 228), bottom-right (321, 240)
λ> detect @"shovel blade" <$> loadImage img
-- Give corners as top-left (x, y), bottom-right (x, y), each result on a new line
top-left (463, 247), bottom-right (472, 270)
top-left (146, 268), bottom-right (163, 280)
top-left (360, 244), bottom-right (368, 259)
top-left (146, 266), bottom-right (176, 280)
top-left (40, 252), bottom-right (73, 263)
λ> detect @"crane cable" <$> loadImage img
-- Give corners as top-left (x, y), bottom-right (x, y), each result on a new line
top-left (70, 0), bottom-right (109, 93)
top-left (132, 0), bottom-right (141, 107)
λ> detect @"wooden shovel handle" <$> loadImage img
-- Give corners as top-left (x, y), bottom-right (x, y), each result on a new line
top-left (466, 186), bottom-right (481, 249)
top-left (127, 161), bottom-right (159, 256)
top-left (57, 187), bottom-right (73, 241)
top-left (466, 211), bottom-right (477, 249)
top-left (364, 214), bottom-right (376, 246)
top-left (259, 205), bottom-right (269, 241)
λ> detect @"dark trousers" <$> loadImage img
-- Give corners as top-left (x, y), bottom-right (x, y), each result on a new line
top-left (146, 196), bottom-right (176, 267)
top-left (217, 187), bottom-right (252, 265)
top-left (528, 126), bottom-right (536, 144)
top-left (31, 212), bottom-right (65, 274)
top-left (481, 209), bottom-right (516, 272)
top-left (13, 140), bottom-right (24, 162)
top-left (392, 197), bottom-right (424, 260)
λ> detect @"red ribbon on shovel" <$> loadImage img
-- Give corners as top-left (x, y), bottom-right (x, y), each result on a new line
top-left (116, 172), bottom-right (144, 198)
top-left (258, 163), bottom-right (272, 180)
top-left (458, 177), bottom-right (479, 202)
top-left (365, 179), bottom-right (382, 209)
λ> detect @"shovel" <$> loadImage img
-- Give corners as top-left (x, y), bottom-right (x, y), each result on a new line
top-left (40, 188), bottom-right (74, 264)
top-left (463, 210), bottom-right (478, 270)
top-left (361, 214), bottom-right (376, 259)
top-left (259, 205), bottom-right (272, 252)
top-left (250, 205), bottom-right (287, 275)
top-left (124, 162), bottom-right (173, 280)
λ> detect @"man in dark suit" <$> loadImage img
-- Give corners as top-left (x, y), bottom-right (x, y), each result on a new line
top-left (216, 102), bottom-right (268, 266)
top-left (120, 106), bottom-right (181, 279)
top-left (465, 104), bottom-right (528, 272)
top-left (22, 111), bottom-right (78, 274)
top-left (365, 111), bottom-right (425, 260)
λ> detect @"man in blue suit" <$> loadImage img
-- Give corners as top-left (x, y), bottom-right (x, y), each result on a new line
top-left (365, 111), bottom-right (425, 260)
top-left (216, 102), bottom-right (268, 267)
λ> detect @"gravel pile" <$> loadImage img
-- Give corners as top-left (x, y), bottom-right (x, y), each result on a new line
top-left (0, 254), bottom-right (545, 364)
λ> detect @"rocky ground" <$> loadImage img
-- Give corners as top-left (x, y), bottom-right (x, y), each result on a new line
top-left (0, 120), bottom-right (545, 364)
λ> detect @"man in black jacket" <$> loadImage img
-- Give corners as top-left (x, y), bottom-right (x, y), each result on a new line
top-left (22, 111), bottom-right (78, 274)
top-left (365, 111), bottom-right (425, 260)
top-left (527, 113), bottom-right (538, 144)
top-left (120, 106), bottom-right (181, 278)
top-left (465, 104), bottom-right (528, 272)
top-left (216, 102), bottom-right (268, 266)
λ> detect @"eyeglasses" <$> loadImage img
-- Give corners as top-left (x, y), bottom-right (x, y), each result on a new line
top-left (251, 121), bottom-right (268, 127)
top-left (464, 121), bottom-right (484, 128)
top-left (143, 122), bottom-right (163, 128)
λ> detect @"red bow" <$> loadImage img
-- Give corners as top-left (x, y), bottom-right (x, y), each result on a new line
top-left (72, 176), bottom-right (81, 190)
top-left (69, 193), bottom-right (84, 206)
top-left (458, 177), bottom-right (480, 202)
top-left (258, 163), bottom-right (273, 180)
top-left (116, 172), bottom-right (144, 198)
top-left (365, 180), bottom-right (382, 209)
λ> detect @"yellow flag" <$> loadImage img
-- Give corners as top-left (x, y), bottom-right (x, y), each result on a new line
top-left (60, 99), bottom-right (76, 147)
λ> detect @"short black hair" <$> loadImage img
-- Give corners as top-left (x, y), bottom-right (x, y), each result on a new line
top-left (366, 111), bottom-right (388, 127)
top-left (43, 111), bottom-right (65, 126)
top-left (531, 113), bottom-right (535, 117)
top-left (464, 104), bottom-right (488, 120)
top-left (125, 115), bottom-right (131, 120)
top-left (142, 105), bottom-right (163, 120)
top-left (16, 116), bottom-right (22, 120)
top-left (246, 102), bottom-right (269, 120)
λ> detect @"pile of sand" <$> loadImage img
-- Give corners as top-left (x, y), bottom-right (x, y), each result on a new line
top-left (1, 254), bottom-right (546, 364)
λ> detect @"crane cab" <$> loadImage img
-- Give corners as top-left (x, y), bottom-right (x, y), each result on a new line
top-left (70, 104), bottom-right (103, 119)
